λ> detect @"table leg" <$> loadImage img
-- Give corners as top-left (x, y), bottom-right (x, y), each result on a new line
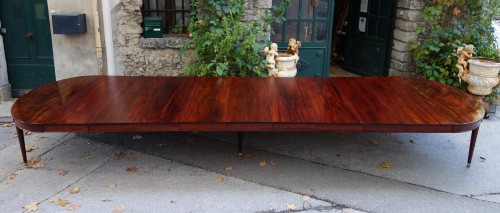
top-left (16, 127), bottom-right (28, 165)
top-left (238, 131), bottom-right (243, 156)
top-left (467, 127), bottom-right (480, 168)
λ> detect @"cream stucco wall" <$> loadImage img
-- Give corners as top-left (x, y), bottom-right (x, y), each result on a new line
top-left (47, 0), bottom-right (99, 80)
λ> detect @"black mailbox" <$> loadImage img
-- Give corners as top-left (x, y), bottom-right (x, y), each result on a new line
top-left (52, 14), bottom-right (86, 34)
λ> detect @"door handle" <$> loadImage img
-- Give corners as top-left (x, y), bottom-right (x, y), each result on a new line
top-left (25, 32), bottom-right (34, 40)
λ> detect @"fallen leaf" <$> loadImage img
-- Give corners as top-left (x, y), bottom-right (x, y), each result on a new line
top-left (480, 157), bottom-right (486, 162)
top-left (126, 167), bottom-right (138, 173)
top-left (156, 143), bottom-right (167, 147)
top-left (27, 156), bottom-right (45, 169)
top-left (25, 131), bottom-right (32, 135)
top-left (369, 140), bottom-right (379, 145)
top-left (6, 173), bottom-right (16, 180)
top-left (170, 200), bottom-right (176, 204)
top-left (216, 176), bottom-right (224, 183)
top-left (66, 203), bottom-right (81, 211)
top-left (336, 133), bottom-right (348, 138)
top-left (224, 166), bottom-right (233, 171)
top-left (286, 203), bottom-right (297, 210)
top-left (302, 195), bottom-right (310, 201)
top-left (343, 208), bottom-right (354, 213)
top-left (132, 134), bottom-right (142, 140)
top-left (26, 144), bottom-right (37, 152)
top-left (2, 122), bottom-right (14, 127)
top-left (102, 199), bottom-right (112, 202)
top-left (259, 161), bottom-right (268, 167)
top-left (114, 151), bottom-right (126, 160)
top-left (378, 161), bottom-right (394, 169)
top-left (59, 170), bottom-right (69, 176)
top-left (49, 197), bottom-right (59, 203)
top-left (240, 153), bottom-right (252, 158)
top-left (58, 199), bottom-right (70, 207)
top-left (106, 182), bottom-right (117, 189)
top-left (453, 7), bottom-right (461, 16)
top-left (23, 202), bottom-right (38, 212)
top-left (12, 132), bottom-right (18, 138)
top-left (83, 155), bottom-right (94, 161)
top-left (113, 204), bottom-right (127, 213)
top-left (32, 136), bottom-right (44, 141)
top-left (69, 187), bottom-right (79, 194)
top-left (410, 139), bottom-right (418, 144)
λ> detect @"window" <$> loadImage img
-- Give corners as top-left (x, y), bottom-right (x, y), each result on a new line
top-left (142, 0), bottom-right (190, 33)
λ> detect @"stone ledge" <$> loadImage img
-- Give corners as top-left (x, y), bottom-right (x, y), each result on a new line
top-left (139, 34), bottom-right (192, 49)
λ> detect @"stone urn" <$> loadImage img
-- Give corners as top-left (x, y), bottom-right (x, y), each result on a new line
top-left (275, 51), bottom-right (299, 77)
top-left (461, 57), bottom-right (500, 96)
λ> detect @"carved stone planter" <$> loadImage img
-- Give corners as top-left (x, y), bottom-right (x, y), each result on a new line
top-left (275, 51), bottom-right (299, 77)
top-left (461, 57), bottom-right (500, 96)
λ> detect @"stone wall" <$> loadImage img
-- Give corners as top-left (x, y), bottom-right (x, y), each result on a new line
top-left (0, 21), bottom-right (11, 101)
top-left (114, 0), bottom-right (271, 76)
top-left (389, 0), bottom-right (426, 76)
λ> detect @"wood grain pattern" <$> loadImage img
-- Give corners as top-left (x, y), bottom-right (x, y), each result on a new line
top-left (11, 76), bottom-right (484, 133)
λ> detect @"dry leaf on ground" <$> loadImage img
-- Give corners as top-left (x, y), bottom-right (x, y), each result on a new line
top-left (369, 140), bottom-right (379, 145)
top-left (57, 199), bottom-right (70, 207)
top-left (113, 204), bottom-right (126, 213)
top-left (224, 166), bottom-right (233, 171)
top-left (59, 170), bottom-right (69, 176)
top-left (83, 155), bottom-right (94, 161)
top-left (259, 161), bottom-right (268, 167)
top-left (378, 161), bottom-right (394, 169)
top-left (32, 136), bottom-right (44, 141)
top-left (170, 200), bottom-right (176, 204)
top-left (25, 131), bottom-right (32, 135)
top-left (410, 139), bottom-right (418, 144)
top-left (302, 195), bottom-right (310, 201)
top-left (49, 197), bottom-right (59, 203)
top-left (106, 182), bottom-right (117, 189)
top-left (216, 176), bottom-right (224, 183)
top-left (126, 167), bottom-right (138, 173)
top-left (69, 187), bottom-right (79, 194)
top-left (240, 153), bottom-right (252, 158)
top-left (23, 202), bottom-right (38, 212)
top-left (12, 132), bottom-right (18, 138)
top-left (114, 151), bottom-right (126, 160)
top-left (6, 173), bottom-right (16, 180)
top-left (26, 144), bottom-right (37, 152)
top-left (132, 134), bottom-right (142, 140)
top-left (343, 208), bottom-right (354, 213)
top-left (67, 203), bottom-right (81, 211)
top-left (336, 133), bottom-right (348, 138)
top-left (286, 203), bottom-right (297, 210)
top-left (27, 156), bottom-right (44, 169)
top-left (2, 122), bottom-right (14, 127)
top-left (480, 157), bottom-right (486, 162)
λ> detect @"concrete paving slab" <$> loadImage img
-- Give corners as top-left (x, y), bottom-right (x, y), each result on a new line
top-left (84, 130), bottom-right (500, 213)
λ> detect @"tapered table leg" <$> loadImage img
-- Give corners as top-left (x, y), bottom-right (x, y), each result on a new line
top-left (238, 131), bottom-right (243, 156)
top-left (16, 127), bottom-right (28, 165)
top-left (467, 127), bottom-right (480, 168)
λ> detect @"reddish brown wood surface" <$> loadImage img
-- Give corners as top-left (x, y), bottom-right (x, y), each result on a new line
top-left (11, 76), bottom-right (484, 133)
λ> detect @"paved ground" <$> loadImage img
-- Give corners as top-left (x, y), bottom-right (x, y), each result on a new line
top-left (1, 99), bottom-right (499, 212)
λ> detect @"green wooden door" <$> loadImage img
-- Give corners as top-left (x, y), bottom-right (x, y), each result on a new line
top-left (342, 0), bottom-right (396, 76)
top-left (272, 0), bottom-right (334, 77)
top-left (0, 0), bottom-right (55, 97)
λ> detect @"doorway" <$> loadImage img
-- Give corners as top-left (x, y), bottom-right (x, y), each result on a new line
top-left (0, 0), bottom-right (56, 97)
top-left (331, 0), bottom-right (397, 76)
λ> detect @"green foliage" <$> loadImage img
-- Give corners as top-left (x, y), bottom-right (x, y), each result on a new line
top-left (183, 0), bottom-right (291, 77)
top-left (171, 24), bottom-right (184, 34)
top-left (410, 0), bottom-right (500, 100)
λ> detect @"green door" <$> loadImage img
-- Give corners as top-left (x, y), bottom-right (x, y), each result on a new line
top-left (342, 0), bottom-right (396, 76)
top-left (272, 0), bottom-right (334, 77)
top-left (0, 0), bottom-right (55, 97)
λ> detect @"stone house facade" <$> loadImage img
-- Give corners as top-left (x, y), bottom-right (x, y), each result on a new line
top-left (0, 0), bottom-right (426, 101)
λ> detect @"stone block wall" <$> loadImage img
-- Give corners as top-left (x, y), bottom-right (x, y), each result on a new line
top-left (114, 0), bottom-right (272, 76)
top-left (389, 0), bottom-right (426, 76)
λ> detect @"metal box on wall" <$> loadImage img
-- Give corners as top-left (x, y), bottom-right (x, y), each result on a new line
top-left (143, 17), bottom-right (163, 38)
top-left (52, 14), bottom-right (86, 34)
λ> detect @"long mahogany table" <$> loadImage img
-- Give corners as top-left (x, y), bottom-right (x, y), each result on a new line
top-left (12, 76), bottom-right (485, 166)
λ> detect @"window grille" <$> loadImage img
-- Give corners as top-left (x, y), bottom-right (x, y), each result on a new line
top-left (141, 0), bottom-right (190, 33)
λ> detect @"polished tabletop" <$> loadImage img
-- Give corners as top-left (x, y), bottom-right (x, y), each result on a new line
top-left (12, 76), bottom-right (484, 133)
